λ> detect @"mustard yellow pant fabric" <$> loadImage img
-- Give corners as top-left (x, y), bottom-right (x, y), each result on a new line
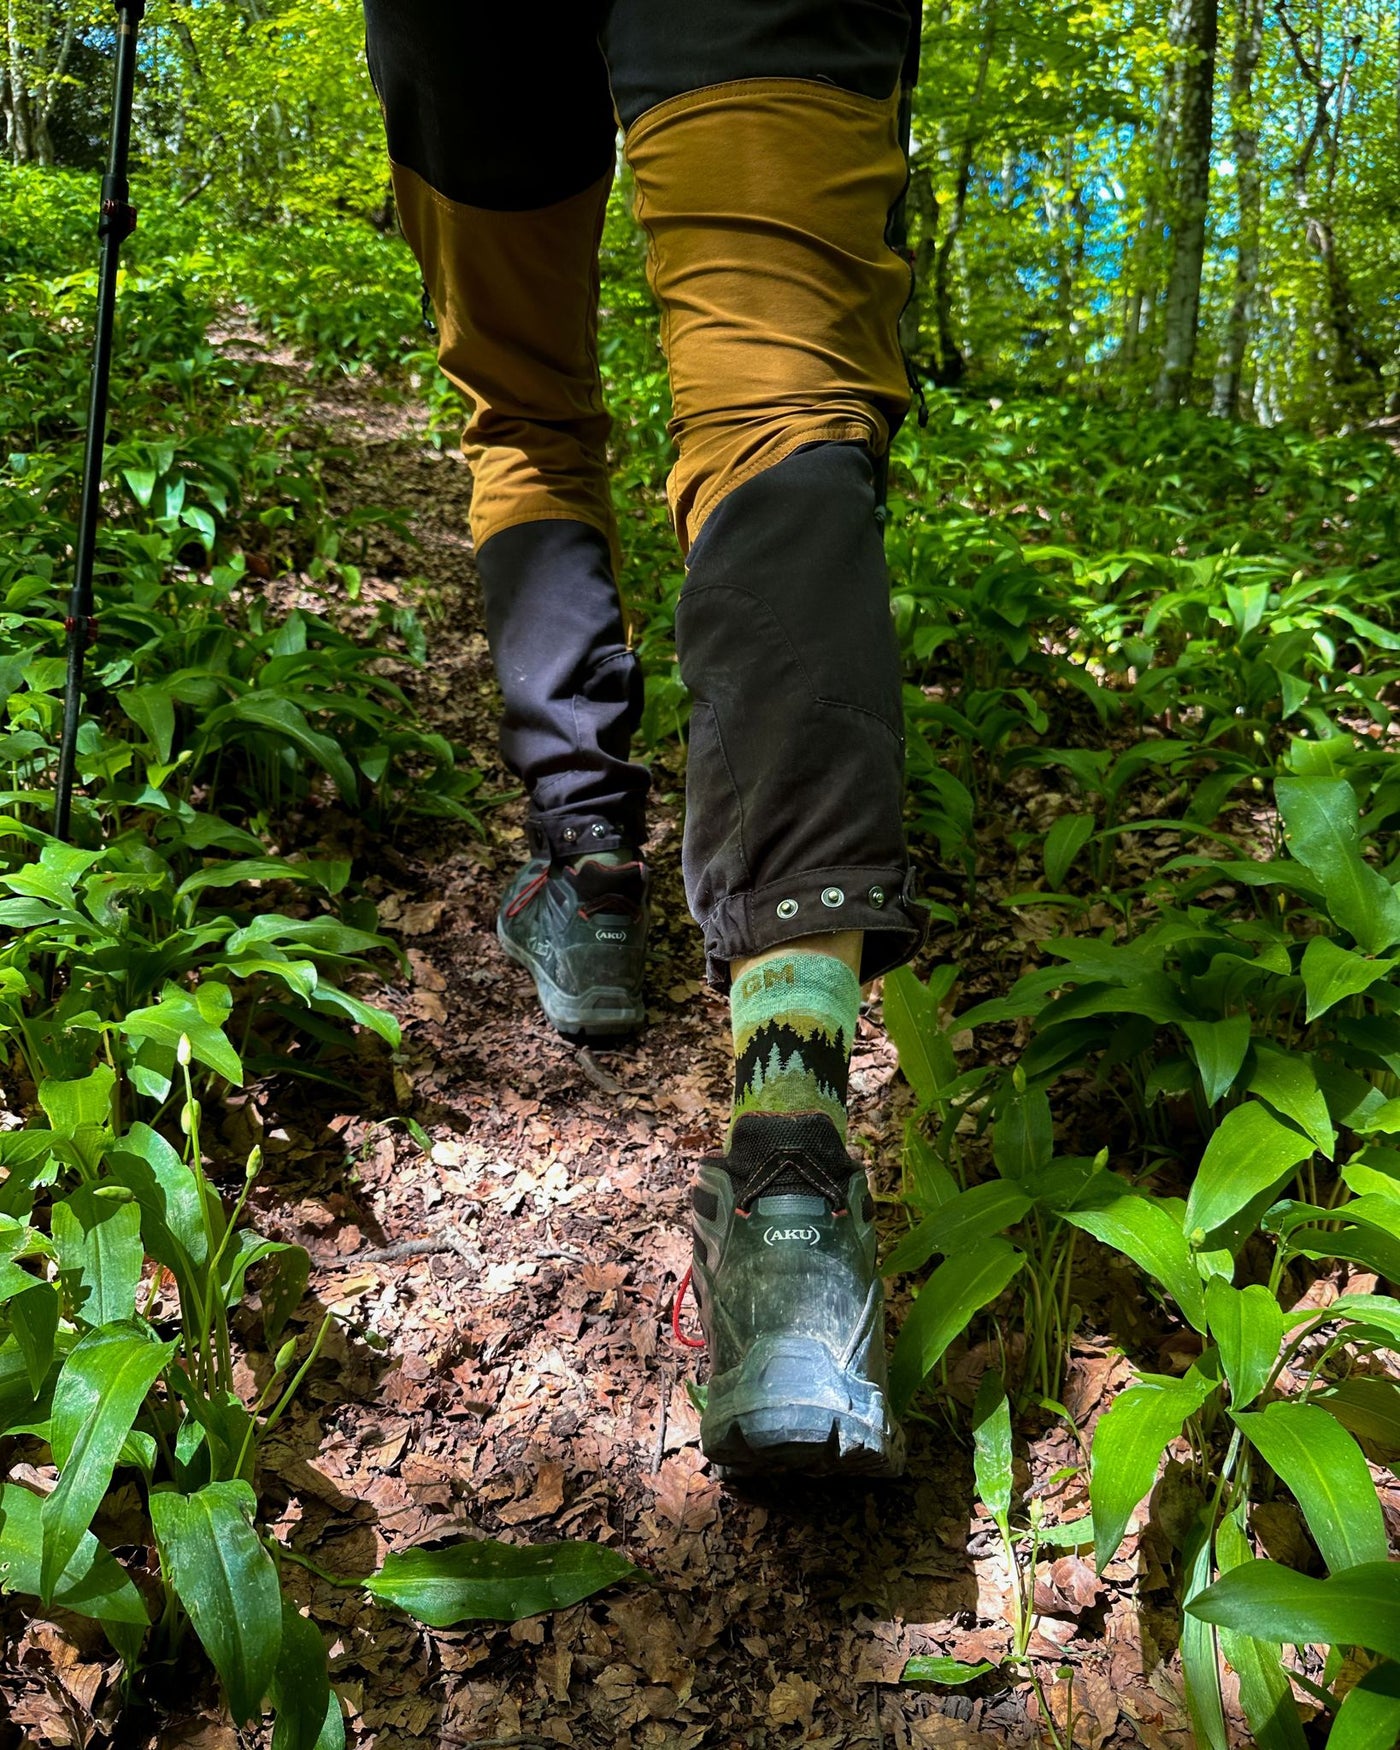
top-left (393, 162), bottom-right (620, 571)
top-left (393, 78), bottom-right (911, 562)
top-left (625, 78), bottom-right (911, 554)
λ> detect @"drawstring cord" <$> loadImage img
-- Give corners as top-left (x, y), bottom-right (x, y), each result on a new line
top-left (504, 871), bottom-right (548, 918)
top-left (671, 1264), bottom-right (705, 1349)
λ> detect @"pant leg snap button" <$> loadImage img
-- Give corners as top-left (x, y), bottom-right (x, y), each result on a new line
top-left (776, 898), bottom-right (799, 920)
top-left (821, 887), bottom-right (845, 908)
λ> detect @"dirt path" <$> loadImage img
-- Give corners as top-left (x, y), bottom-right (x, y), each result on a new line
top-left (0, 349), bottom-right (1196, 1750)
top-left (208, 361), bottom-right (1195, 1750)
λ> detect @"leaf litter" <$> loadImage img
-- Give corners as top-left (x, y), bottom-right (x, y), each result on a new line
top-left (7, 342), bottom-right (1381, 1749)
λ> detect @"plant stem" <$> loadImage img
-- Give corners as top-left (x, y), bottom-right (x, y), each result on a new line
top-left (244, 1308), bottom-right (335, 1464)
top-left (272, 1540), bottom-right (363, 1589)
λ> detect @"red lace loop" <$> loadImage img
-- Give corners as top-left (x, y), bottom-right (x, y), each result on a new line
top-left (578, 896), bottom-right (641, 921)
top-left (671, 1264), bottom-right (705, 1349)
top-left (573, 860), bottom-right (646, 922)
top-left (504, 871), bottom-right (548, 919)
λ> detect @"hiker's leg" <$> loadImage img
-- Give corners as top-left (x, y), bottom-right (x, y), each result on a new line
top-left (362, 2), bottom-right (648, 857)
top-left (602, 1), bottom-right (921, 1472)
top-left (604, 0), bottom-right (923, 989)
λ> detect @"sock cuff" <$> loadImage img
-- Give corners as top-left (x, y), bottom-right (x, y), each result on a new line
top-left (730, 952), bottom-right (861, 1055)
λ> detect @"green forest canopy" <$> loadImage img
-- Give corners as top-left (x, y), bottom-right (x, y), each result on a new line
top-left (4, 0), bottom-right (1397, 429)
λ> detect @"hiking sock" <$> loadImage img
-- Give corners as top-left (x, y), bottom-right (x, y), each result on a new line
top-left (730, 952), bottom-right (861, 1143)
top-left (565, 849), bottom-right (630, 870)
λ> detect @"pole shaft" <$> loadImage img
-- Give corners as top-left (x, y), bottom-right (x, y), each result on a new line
top-left (54, 1), bottom-right (142, 841)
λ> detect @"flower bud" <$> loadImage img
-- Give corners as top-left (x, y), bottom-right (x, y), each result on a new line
top-left (177, 1034), bottom-right (193, 1067)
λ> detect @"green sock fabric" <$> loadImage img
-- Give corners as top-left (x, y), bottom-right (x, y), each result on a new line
top-left (565, 849), bottom-right (629, 869)
top-left (730, 952), bottom-right (861, 1142)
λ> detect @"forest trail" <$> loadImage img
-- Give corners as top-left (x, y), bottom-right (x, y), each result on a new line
top-left (7, 6), bottom-right (1400, 1735)
top-left (215, 353), bottom-right (1176, 1750)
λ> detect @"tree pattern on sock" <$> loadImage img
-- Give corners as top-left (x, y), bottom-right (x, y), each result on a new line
top-left (730, 954), bottom-right (860, 1141)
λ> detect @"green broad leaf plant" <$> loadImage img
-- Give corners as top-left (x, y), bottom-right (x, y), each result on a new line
top-left (0, 1036), bottom-right (642, 1737)
top-left (884, 740), bottom-right (1400, 1740)
top-left (0, 205), bottom-right (637, 1735)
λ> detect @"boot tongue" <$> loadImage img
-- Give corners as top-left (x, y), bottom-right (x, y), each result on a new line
top-left (751, 1192), bottom-right (829, 1218)
top-left (724, 1112), bottom-right (852, 1208)
top-left (565, 858), bottom-right (645, 917)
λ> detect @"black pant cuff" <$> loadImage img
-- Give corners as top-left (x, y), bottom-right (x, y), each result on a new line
top-left (698, 864), bottom-right (924, 989)
top-left (528, 806), bottom-right (647, 863)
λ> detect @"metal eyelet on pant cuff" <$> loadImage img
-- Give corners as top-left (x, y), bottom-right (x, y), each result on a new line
top-left (590, 823), bottom-right (607, 838)
top-left (821, 887), bottom-right (845, 908)
top-left (776, 898), bottom-right (799, 920)
top-left (868, 886), bottom-right (886, 908)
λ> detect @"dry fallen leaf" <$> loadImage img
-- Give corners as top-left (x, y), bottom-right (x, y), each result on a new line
top-left (1035, 1666), bottom-right (1120, 1750)
top-left (650, 1450), bottom-right (721, 1532)
top-left (910, 1721), bottom-right (1006, 1749)
top-left (157, 1724), bottom-right (240, 1750)
top-left (399, 899), bottom-right (445, 935)
top-left (1033, 1553), bottom-right (1104, 1619)
top-left (410, 989), bottom-right (448, 1023)
top-left (581, 1261), bottom-right (629, 1293)
top-left (495, 1459), bottom-right (566, 1524)
top-left (767, 1673), bottom-right (820, 1729)
top-left (407, 948), bottom-right (447, 989)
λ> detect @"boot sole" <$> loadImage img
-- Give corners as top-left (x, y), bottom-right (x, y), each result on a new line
top-left (497, 922), bottom-right (645, 1040)
top-left (700, 1336), bottom-right (904, 1480)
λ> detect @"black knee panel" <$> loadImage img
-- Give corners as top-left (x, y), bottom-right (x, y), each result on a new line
top-left (675, 442), bottom-right (920, 983)
top-left (604, 0), bottom-right (916, 130)
top-left (363, 0), bottom-right (613, 208)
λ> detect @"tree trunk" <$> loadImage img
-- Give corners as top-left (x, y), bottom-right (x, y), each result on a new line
top-left (1211, 0), bottom-right (1264, 416)
top-left (1156, 0), bottom-right (1220, 407)
top-left (1119, 118), bottom-right (1144, 369)
top-left (5, 0), bottom-right (33, 164)
top-left (928, 0), bottom-right (997, 388)
top-left (898, 155), bottom-right (942, 372)
top-left (927, 163), bottom-right (966, 387)
top-left (1122, 69), bottom-right (1174, 377)
top-left (1275, 2), bottom-right (1383, 420)
top-left (31, 9), bottom-right (76, 168)
top-left (1046, 137), bottom-right (1088, 378)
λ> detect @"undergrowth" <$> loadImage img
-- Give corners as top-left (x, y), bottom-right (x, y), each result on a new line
top-left (5, 158), bottom-right (1400, 1746)
top-left (0, 166), bottom-right (638, 1743)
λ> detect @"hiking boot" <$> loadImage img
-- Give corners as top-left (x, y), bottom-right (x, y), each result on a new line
top-left (685, 1110), bottom-right (903, 1478)
top-left (496, 853), bottom-right (649, 1039)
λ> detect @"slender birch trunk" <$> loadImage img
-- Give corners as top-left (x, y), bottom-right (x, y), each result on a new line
top-left (1275, 1), bottom-right (1383, 420)
top-left (5, 0), bottom-right (33, 164)
top-left (1211, 0), bottom-right (1265, 416)
top-left (1156, 0), bottom-right (1220, 406)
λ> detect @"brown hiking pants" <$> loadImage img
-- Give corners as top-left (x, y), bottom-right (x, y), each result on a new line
top-left (363, 1), bottom-right (925, 985)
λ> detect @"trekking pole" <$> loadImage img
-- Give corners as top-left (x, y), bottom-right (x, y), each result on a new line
top-left (54, 0), bottom-right (145, 843)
